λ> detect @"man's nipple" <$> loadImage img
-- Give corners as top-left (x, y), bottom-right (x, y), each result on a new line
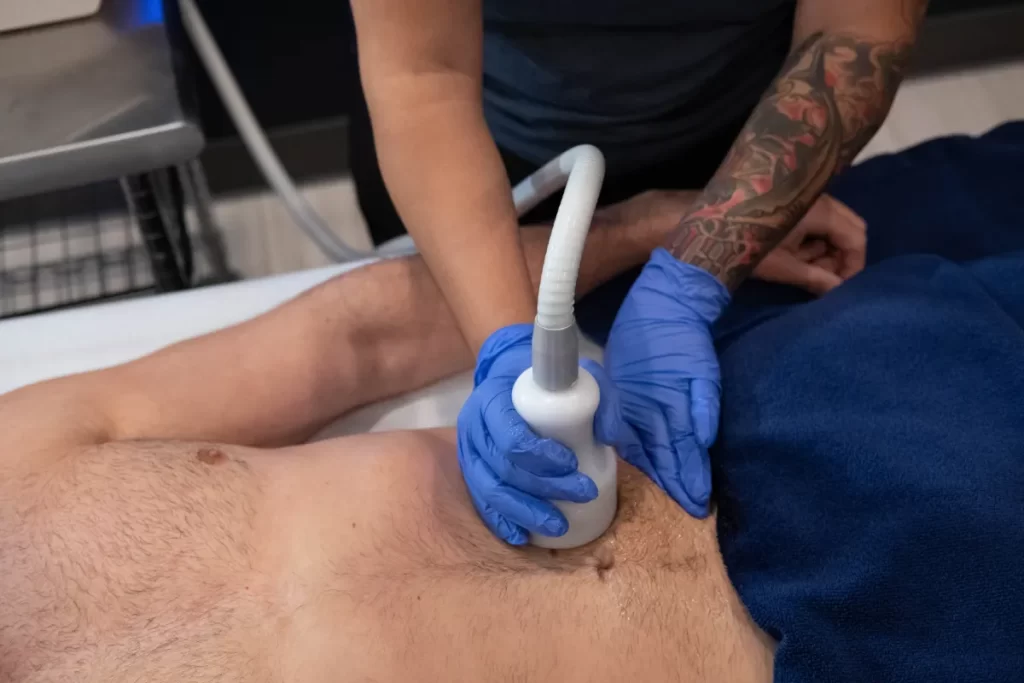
top-left (196, 447), bottom-right (228, 465)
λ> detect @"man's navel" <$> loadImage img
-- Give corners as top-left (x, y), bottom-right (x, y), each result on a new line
top-left (589, 543), bottom-right (617, 581)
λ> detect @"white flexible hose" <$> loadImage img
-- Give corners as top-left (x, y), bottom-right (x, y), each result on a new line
top-left (513, 145), bottom-right (605, 330)
top-left (178, 0), bottom-right (380, 262)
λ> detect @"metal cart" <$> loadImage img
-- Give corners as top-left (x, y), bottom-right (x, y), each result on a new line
top-left (0, 0), bottom-right (232, 319)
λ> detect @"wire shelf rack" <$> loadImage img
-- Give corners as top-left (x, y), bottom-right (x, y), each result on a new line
top-left (0, 162), bottom-right (233, 319)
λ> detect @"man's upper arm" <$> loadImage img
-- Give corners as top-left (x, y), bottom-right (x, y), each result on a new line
top-left (0, 292), bottom-right (338, 474)
top-left (0, 375), bottom-right (115, 474)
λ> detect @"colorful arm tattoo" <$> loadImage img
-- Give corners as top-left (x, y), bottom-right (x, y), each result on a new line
top-left (667, 23), bottom-right (919, 290)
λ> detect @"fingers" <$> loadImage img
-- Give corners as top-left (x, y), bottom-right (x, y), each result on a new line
top-left (669, 437), bottom-right (712, 518)
top-left (804, 194), bottom-right (866, 238)
top-left (798, 262), bottom-right (844, 295)
top-left (784, 252), bottom-right (844, 295)
top-left (466, 480), bottom-right (529, 545)
top-left (474, 383), bottom-right (597, 502)
top-left (621, 399), bottom-right (711, 518)
top-left (480, 383), bottom-right (577, 476)
top-left (659, 393), bottom-right (712, 515)
top-left (474, 416), bottom-right (597, 502)
top-left (807, 195), bottom-right (867, 278)
top-left (486, 481), bottom-right (570, 538)
top-left (827, 195), bottom-right (866, 234)
top-left (753, 249), bottom-right (844, 295)
top-left (482, 452), bottom-right (597, 502)
top-left (758, 193), bottom-right (866, 290)
top-left (796, 238), bottom-right (830, 263)
top-left (659, 386), bottom-right (697, 449)
top-left (580, 358), bottom-right (624, 446)
top-left (616, 405), bottom-right (667, 490)
top-left (461, 447), bottom-right (569, 540)
top-left (650, 432), bottom-right (711, 519)
top-left (689, 378), bottom-right (721, 448)
top-left (812, 254), bottom-right (840, 274)
top-left (459, 441), bottom-right (528, 545)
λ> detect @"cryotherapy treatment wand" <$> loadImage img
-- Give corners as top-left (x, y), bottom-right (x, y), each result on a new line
top-left (509, 145), bottom-right (617, 549)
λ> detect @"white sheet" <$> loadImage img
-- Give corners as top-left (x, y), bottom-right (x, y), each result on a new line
top-left (0, 259), bottom-right (599, 436)
top-left (0, 262), bottom-right (364, 394)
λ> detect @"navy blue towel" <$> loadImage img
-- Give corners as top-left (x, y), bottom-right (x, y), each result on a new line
top-left (713, 122), bottom-right (1024, 681)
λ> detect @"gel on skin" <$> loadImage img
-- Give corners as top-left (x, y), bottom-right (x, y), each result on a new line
top-left (512, 366), bottom-right (617, 549)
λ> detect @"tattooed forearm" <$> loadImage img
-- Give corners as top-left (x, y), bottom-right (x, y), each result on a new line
top-left (667, 29), bottom-right (916, 289)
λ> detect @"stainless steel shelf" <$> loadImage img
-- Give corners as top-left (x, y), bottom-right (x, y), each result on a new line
top-left (0, 0), bottom-right (203, 202)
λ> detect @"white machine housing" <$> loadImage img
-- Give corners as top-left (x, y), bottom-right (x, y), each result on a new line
top-left (0, 0), bottom-right (102, 34)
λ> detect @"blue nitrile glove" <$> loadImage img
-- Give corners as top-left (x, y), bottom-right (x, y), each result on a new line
top-left (605, 247), bottom-right (731, 518)
top-left (457, 323), bottom-right (624, 545)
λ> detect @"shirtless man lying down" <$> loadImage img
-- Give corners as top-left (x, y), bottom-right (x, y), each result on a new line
top-left (0, 192), bottom-right (858, 681)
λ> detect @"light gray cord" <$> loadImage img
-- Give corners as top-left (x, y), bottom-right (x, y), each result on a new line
top-left (178, 0), bottom-right (374, 262)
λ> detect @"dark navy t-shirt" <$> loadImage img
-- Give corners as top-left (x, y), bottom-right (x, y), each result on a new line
top-left (482, 0), bottom-right (796, 172)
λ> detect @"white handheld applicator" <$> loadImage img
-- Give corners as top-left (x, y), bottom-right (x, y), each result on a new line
top-left (510, 145), bottom-right (617, 549)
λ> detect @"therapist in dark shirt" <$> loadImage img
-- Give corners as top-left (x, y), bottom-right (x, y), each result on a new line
top-left (349, 0), bottom-right (928, 544)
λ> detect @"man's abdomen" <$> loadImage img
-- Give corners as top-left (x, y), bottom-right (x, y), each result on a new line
top-left (1, 429), bottom-right (772, 681)
top-left (269, 429), bottom-right (774, 682)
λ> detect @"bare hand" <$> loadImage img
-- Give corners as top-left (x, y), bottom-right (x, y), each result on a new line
top-left (752, 194), bottom-right (867, 295)
top-left (525, 189), bottom-right (866, 297)
top-left (608, 189), bottom-right (867, 296)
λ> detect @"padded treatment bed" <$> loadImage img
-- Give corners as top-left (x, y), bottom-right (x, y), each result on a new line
top-left (1, 122), bottom-right (1022, 681)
